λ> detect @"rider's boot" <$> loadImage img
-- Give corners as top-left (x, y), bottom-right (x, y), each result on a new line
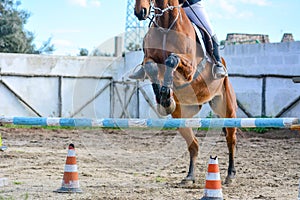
top-left (212, 35), bottom-right (228, 79)
top-left (129, 66), bottom-right (146, 80)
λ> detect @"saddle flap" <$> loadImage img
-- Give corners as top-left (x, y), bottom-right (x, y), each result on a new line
top-left (191, 23), bottom-right (213, 62)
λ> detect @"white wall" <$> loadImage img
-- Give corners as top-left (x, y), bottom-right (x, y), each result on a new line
top-left (222, 41), bottom-right (300, 117)
top-left (0, 41), bottom-right (299, 119)
top-left (0, 53), bottom-right (120, 118)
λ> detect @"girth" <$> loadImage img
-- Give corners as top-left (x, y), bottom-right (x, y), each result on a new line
top-left (173, 57), bottom-right (206, 90)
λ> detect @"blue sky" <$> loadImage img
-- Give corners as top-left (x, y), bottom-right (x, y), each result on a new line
top-left (20, 0), bottom-right (300, 55)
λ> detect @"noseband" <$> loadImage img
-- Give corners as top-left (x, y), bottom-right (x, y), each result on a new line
top-left (151, 0), bottom-right (182, 17)
top-left (149, 0), bottom-right (183, 31)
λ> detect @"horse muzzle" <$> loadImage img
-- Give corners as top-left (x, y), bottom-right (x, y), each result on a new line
top-left (134, 8), bottom-right (149, 20)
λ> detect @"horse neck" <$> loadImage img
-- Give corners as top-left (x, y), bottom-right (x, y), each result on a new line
top-left (154, 0), bottom-right (182, 29)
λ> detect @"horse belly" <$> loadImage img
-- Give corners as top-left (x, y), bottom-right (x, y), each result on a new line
top-left (173, 74), bottom-right (224, 105)
top-left (174, 84), bottom-right (213, 105)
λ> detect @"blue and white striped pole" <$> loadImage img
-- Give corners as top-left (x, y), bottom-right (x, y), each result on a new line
top-left (0, 116), bottom-right (298, 128)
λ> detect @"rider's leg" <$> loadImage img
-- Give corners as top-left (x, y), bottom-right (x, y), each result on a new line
top-left (183, 1), bottom-right (214, 36)
top-left (183, 1), bottom-right (227, 79)
top-left (211, 34), bottom-right (228, 79)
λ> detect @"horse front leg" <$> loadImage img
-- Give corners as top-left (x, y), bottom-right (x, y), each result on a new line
top-left (143, 60), bottom-right (161, 104)
top-left (157, 53), bottom-right (179, 116)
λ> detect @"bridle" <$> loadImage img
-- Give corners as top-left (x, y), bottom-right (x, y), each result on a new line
top-left (149, 0), bottom-right (183, 31)
top-left (151, 0), bottom-right (182, 16)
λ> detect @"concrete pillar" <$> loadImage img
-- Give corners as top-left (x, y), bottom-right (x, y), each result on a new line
top-left (114, 36), bottom-right (123, 57)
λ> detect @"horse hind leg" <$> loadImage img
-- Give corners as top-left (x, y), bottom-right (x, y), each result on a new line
top-left (223, 77), bottom-right (238, 184)
top-left (172, 104), bottom-right (202, 184)
top-left (209, 78), bottom-right (237, 185)
top-left (209, 100), bottom-right (237, 185)
top-left (223, 127), bottom-right (237, 184)
top-left (181, 133), bottom-right (199, 184)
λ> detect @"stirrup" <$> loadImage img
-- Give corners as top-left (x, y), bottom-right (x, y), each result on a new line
top-left (212, 62), bottom-right (228, 80)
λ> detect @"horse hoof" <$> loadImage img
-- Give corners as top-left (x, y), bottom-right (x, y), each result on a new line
top-left (157, 99), bottom-right (176, 116)
top-left (181, 176), bottom-right (195, 184)
top-left (157, 104), bottom-right (167, 116)
top-left (224, 175), bottom-right (235, 185)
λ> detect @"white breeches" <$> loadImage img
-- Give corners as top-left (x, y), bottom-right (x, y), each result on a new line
top-left (183, 1), bottom-right (215, 36)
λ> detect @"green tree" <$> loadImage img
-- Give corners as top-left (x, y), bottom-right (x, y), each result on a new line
top-left (78, 48), bottom-right (88, 56)
top-left (0, 0), bottom-right (54, 54)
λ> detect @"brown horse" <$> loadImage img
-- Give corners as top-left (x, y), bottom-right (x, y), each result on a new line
top-left (134, 0), bottom-right (237, 184)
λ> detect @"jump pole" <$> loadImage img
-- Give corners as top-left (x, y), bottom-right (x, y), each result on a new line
top-left (0, 116), bottom-right (298, 128)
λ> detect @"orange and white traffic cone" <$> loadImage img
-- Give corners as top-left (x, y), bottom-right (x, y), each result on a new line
top-left (55, 144), bottom-right (82, 193)
top-left (200, 156), bottom-right (223, 200)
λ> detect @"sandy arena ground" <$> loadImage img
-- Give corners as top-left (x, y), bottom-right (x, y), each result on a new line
top-left (0, 126), bottom-right (299, 200)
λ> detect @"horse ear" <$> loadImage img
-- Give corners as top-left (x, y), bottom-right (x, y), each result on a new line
top-left (221, 57), bottom-right (227, 68)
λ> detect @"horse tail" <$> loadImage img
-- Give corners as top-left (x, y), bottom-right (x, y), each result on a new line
top-left (221, 57), bottom-right (227, 69)
top-left (224, 76), bottom-right (238, 113)
top-left (221, 58), bottom-right (238, 117)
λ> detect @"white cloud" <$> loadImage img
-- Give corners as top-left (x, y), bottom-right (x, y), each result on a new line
top-left (240, 0), bottom-right (271, 6)
top-left (236, 11), bottom-right (253, 18)
top-left (219, 1), bottom-right (237, 14)
top-left (67, 0), bottom-right (101, 7)
top-left (68, 0), bottom-right (87, 7)
top-left (90, 0), bottom-right (101, 7)
top-left (206, 0), bottom-right (270, 19)
top-left (52, 29), bottom-right (81, 34)
top-left (52, 39), bottom-right (73, 47)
